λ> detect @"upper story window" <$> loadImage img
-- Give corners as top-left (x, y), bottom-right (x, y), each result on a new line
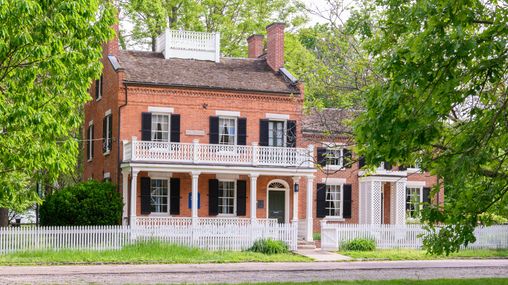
top-left (219, 117), bottom-right (236, 145)
top-left (268, 121), bottom-right (285, 147)
top-left (103, 112), bottom-right (112, 154)
top-left (218, 180), bottom-right (236, 215)
top-left (406, 186), bottom-right (422, 219)
top-left (326, 148), bottom-right (343, 167)
top-left (151, 179), bottom-right (169, 213)
top-left (87, 122), bottom-right (94, 161)
top-left (326, 184), bottom-right (343, 217)
top-left (151, 114), bottom-right (170, 142)
top-left (95, 75), bottom-right (103, 100)
top-left (317, 146), bottom-right (352, 169)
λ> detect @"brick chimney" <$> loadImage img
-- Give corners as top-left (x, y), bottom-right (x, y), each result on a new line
top-left (247, 34), bottom-right (264, 58)
top-left (266, 23), bottom-right (285, 72)
top-left (103, 8), bottom-right (120, 57)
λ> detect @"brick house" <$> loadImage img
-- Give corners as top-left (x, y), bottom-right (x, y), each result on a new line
top-left (84, 23), bottom-right (441, 242)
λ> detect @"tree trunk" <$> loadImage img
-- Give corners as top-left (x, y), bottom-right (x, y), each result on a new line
top-left (0, 208), bottom-right (8, 227)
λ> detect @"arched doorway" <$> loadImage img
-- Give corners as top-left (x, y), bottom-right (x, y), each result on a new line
top-left (266, 179), bottom-right (290, 224)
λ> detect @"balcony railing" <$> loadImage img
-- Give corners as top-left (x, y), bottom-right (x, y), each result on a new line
top-left (123, 138), bottom-right (314, 168)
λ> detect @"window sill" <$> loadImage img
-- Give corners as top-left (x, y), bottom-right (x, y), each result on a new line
top-left (325, 165), bottom-right (344, 172)
top-left (103, 151), bottom-right (111, 156)
top-left (96, 96), bottom-right (102, 102)
top-left (87, 158), bottom-right (93, 163)
top-left (323, 216), bottom-right (345, 221)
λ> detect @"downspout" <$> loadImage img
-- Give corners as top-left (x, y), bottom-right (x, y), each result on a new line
top-left (117, 82), bottom-right (129, 189)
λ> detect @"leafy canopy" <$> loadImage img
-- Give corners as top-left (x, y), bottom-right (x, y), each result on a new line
top-left (0, 0), bottom-right (115, 211)
top-left (353, 0), bottom-right (508, 254)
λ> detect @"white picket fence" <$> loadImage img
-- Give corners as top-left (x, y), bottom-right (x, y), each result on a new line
top-left (321, 222), bottom-right (508, 250)
top-left (0, 223), bottom-right (297, 254)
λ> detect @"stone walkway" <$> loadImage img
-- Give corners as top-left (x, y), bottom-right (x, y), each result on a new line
top-left (296, 249), bottom-right (351, 261)
top-left (0, 259), bottom-right (507, 284)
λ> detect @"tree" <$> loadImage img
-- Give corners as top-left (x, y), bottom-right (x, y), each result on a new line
top-left (0, 0), bottom-right (115, 224)
top-left (40, 181), bottom-right (123, 226)
top-left (352, 0), bottom-right (508, 254)
top-left (120, 0), bottom-right (307, 56)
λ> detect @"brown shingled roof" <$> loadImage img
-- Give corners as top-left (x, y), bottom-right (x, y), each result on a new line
top-left (117, 50), bottom-right (299, 94)
top-left (302, 108), bottom-right (357, 137)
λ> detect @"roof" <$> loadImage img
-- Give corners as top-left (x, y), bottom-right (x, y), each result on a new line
top-left (302, 108), bottom-right (357, 137)
top-left (116, 50), bottom-right (299, 94)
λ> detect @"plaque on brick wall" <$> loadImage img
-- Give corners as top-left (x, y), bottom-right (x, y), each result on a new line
top-left (186, 130), bottom-right (205, 136)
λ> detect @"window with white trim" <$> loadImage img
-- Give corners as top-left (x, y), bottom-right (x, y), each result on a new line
top-left (151, 114), bottom-right (170, 142)
top-left (218, 117), bottom-right (236, 145)
top-left (95, 75), bottom-right (102, 100)
top-left (103, 114), bottom-right (112, 154)
top-left (406, 186), bottom-right (423, 218)
top-left (326, 184), bottom-right (342, 217)
top-left (87, 123), bottom-right (94, 161)
top-left (268, 121), bottom-right (285, 147)
top-left (151, 179), bottom-right (169, 213)
top-left (218, 180), bottom-right (236, 214)
top-left (326, 148), bottom-right (343, 167)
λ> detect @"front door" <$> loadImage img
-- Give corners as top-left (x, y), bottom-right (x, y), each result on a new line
top-left (268, 190), bottom-right (285, 223)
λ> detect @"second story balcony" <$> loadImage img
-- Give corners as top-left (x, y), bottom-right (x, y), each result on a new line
top-left (123, 138), bottom-right (314, 169)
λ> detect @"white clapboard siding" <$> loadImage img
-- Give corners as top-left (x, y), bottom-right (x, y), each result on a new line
top-left (0, 222), bottom-right (297, 254)
top-left (322, 223), bottom-right (508, 250)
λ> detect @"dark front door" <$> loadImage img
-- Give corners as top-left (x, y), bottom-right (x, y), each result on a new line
top-left (268, 191), bottom-right (285, 223)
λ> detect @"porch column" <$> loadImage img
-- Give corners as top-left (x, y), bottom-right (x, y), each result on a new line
top-left (394, 180), bottom-right (407, 224)
top-left (121, 169), bottom-right (130, 226)
top-left (305, 175), bottom-right (314, 241)
top-left (292, 176), bottom-right (301, 223)
top-left (191, 171), bottom-right (200, 224)
top-left (370, 180), bottom-right (382, 224)
top-left (249, 173), bottom-right (259, 223)
top-left (129, 169), bottom-right (139, 227)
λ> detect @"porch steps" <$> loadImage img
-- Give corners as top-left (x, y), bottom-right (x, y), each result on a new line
top-left (297, 240), bottom-right (316, 250)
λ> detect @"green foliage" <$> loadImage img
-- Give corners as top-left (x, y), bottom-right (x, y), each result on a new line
top-left (121, 0), bottom-right (307, 56)
top-left (0, 0), bottom-right (115, 210)
top-left (340, 249), bottom-right (508, 261)
top-left (40, 181), bottom-right (123, 226)
top-left (351, 0), bottom-right (508, 255)
top-left (249, 238), bottom-right (289, 254)
top-left (341, 238), bottom-right (376, 251)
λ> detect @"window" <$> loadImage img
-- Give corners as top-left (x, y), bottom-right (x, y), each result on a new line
top-left (326, 184), bottom-right (342, 217)
top-left (95, 75), bottom-right (103, 100)
top-left (406, 187), bottom-right (422, 218)
top-left (268, 121), bottom-right (285, 147)
top-left (218, 180), bottom-right (236, 214)
top-left (326, 148), bottom-right (343, 167)
top-left (103, 114), bottom-right (112, 154)
top-left (219, 117), bottom-right (236, 145)
top-left (87, 123), bottom-right (94, 161)
top-left (151, 179), bottom-right (169, 213)
top-left (151, 114), bottom-right (170, 142)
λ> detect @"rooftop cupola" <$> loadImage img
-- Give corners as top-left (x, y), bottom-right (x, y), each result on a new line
top-left (156, 29), bottom-right (221, 62)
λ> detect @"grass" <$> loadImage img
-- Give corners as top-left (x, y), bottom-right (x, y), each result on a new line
top-left (313, 232), bottom-right (321, 240)
top-left (234, 279), bottom-right (508, 285)
top-left (340, 248), bottom-right (508, 260)
top-left (0, 241), bottom-right (310, 265)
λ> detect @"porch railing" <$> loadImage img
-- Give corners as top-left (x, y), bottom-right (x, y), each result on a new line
top-left (123, 139), bottom-right (314, 168)
top-left (135, 217), bottom-right (278, 227)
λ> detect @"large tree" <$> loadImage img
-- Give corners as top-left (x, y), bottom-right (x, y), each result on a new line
top-left (0, 0), bottom-right (115, 225)
top-left (352, 0), bottom-right (508, 254)
top-left (120, 0), bottom-right (307, 56)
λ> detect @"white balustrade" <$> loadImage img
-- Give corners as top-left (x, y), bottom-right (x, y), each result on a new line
top-left (123, 140), bottom-right (313, 168)
top-left (136, 217), bottom-right (278, 227)
top-left (156, 29), bottom-right (220, 62)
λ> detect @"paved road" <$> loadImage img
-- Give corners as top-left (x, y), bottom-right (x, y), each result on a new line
top-left (0, 259), bottom-right (507, 284)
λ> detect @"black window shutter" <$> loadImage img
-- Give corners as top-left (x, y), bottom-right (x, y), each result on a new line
top-left (236, 180), bottom-right (247, 216)
top-left (316, 183), bottom-right (327, 218)
top-left (170, 114), bottom-right (181, 143)
top-left (399, 165), bottom-right (407, 171)
top-left (90, 125), bottom-right (94, 158)
top-left (237, 118), bottom-right (247, 145)
top-left (343, 184), bottom-right (352, 219)
top-left (423, 187), bottom-right (431, 205)
top-left (259, 119), bottom-right (269, 146)
top-left (95, 79), bottom-right (100, 99)
top-left (359, 156), bottom-right (365, 168)
top-left (170, 178), bottom-right (180, 215)
top-left (384, 161), bottom-right (392, 170)
top-left (99, 75), bottom-right (103, 97)
top-left (86, 126), bottom-right (91, 160)
top-left (141, 112), bottom-right (152, 141)
top-left (141, 177), bottom-right (151, 215)
top-left (208, 179), bottom-right (219, 215)
top-left (102, 117), bottom-right (107, 153)
top-left (209, 116), bottom-right (219, 144)
top-left (343, 149), bottom-right (352, 168)
top-left (317, 147), bottom-right (327, 167)
top-left (286, 120), bottom-right (297, 147)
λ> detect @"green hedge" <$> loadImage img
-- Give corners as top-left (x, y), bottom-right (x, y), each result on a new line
top-left (341, 238), bottom-right (376, 251)
top-left (40, 180), bottom-right (123, 226)
top-left (249, 238), bottom-right (289, 254)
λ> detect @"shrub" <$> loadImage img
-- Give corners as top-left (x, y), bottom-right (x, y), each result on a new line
top-left (40, 180), bottom-right (123, 226)
top-left (249, 238), bottom-right (289, 254)
top-left (341, 238), bottom-right (376, 251)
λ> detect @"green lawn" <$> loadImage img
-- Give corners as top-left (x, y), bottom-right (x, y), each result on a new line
top-left (235, 280), bottom-right (508, 285)
top-left (0, 242), bottom-right (310, 265)
top-left (340, 248), bottom-right (508, 260)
